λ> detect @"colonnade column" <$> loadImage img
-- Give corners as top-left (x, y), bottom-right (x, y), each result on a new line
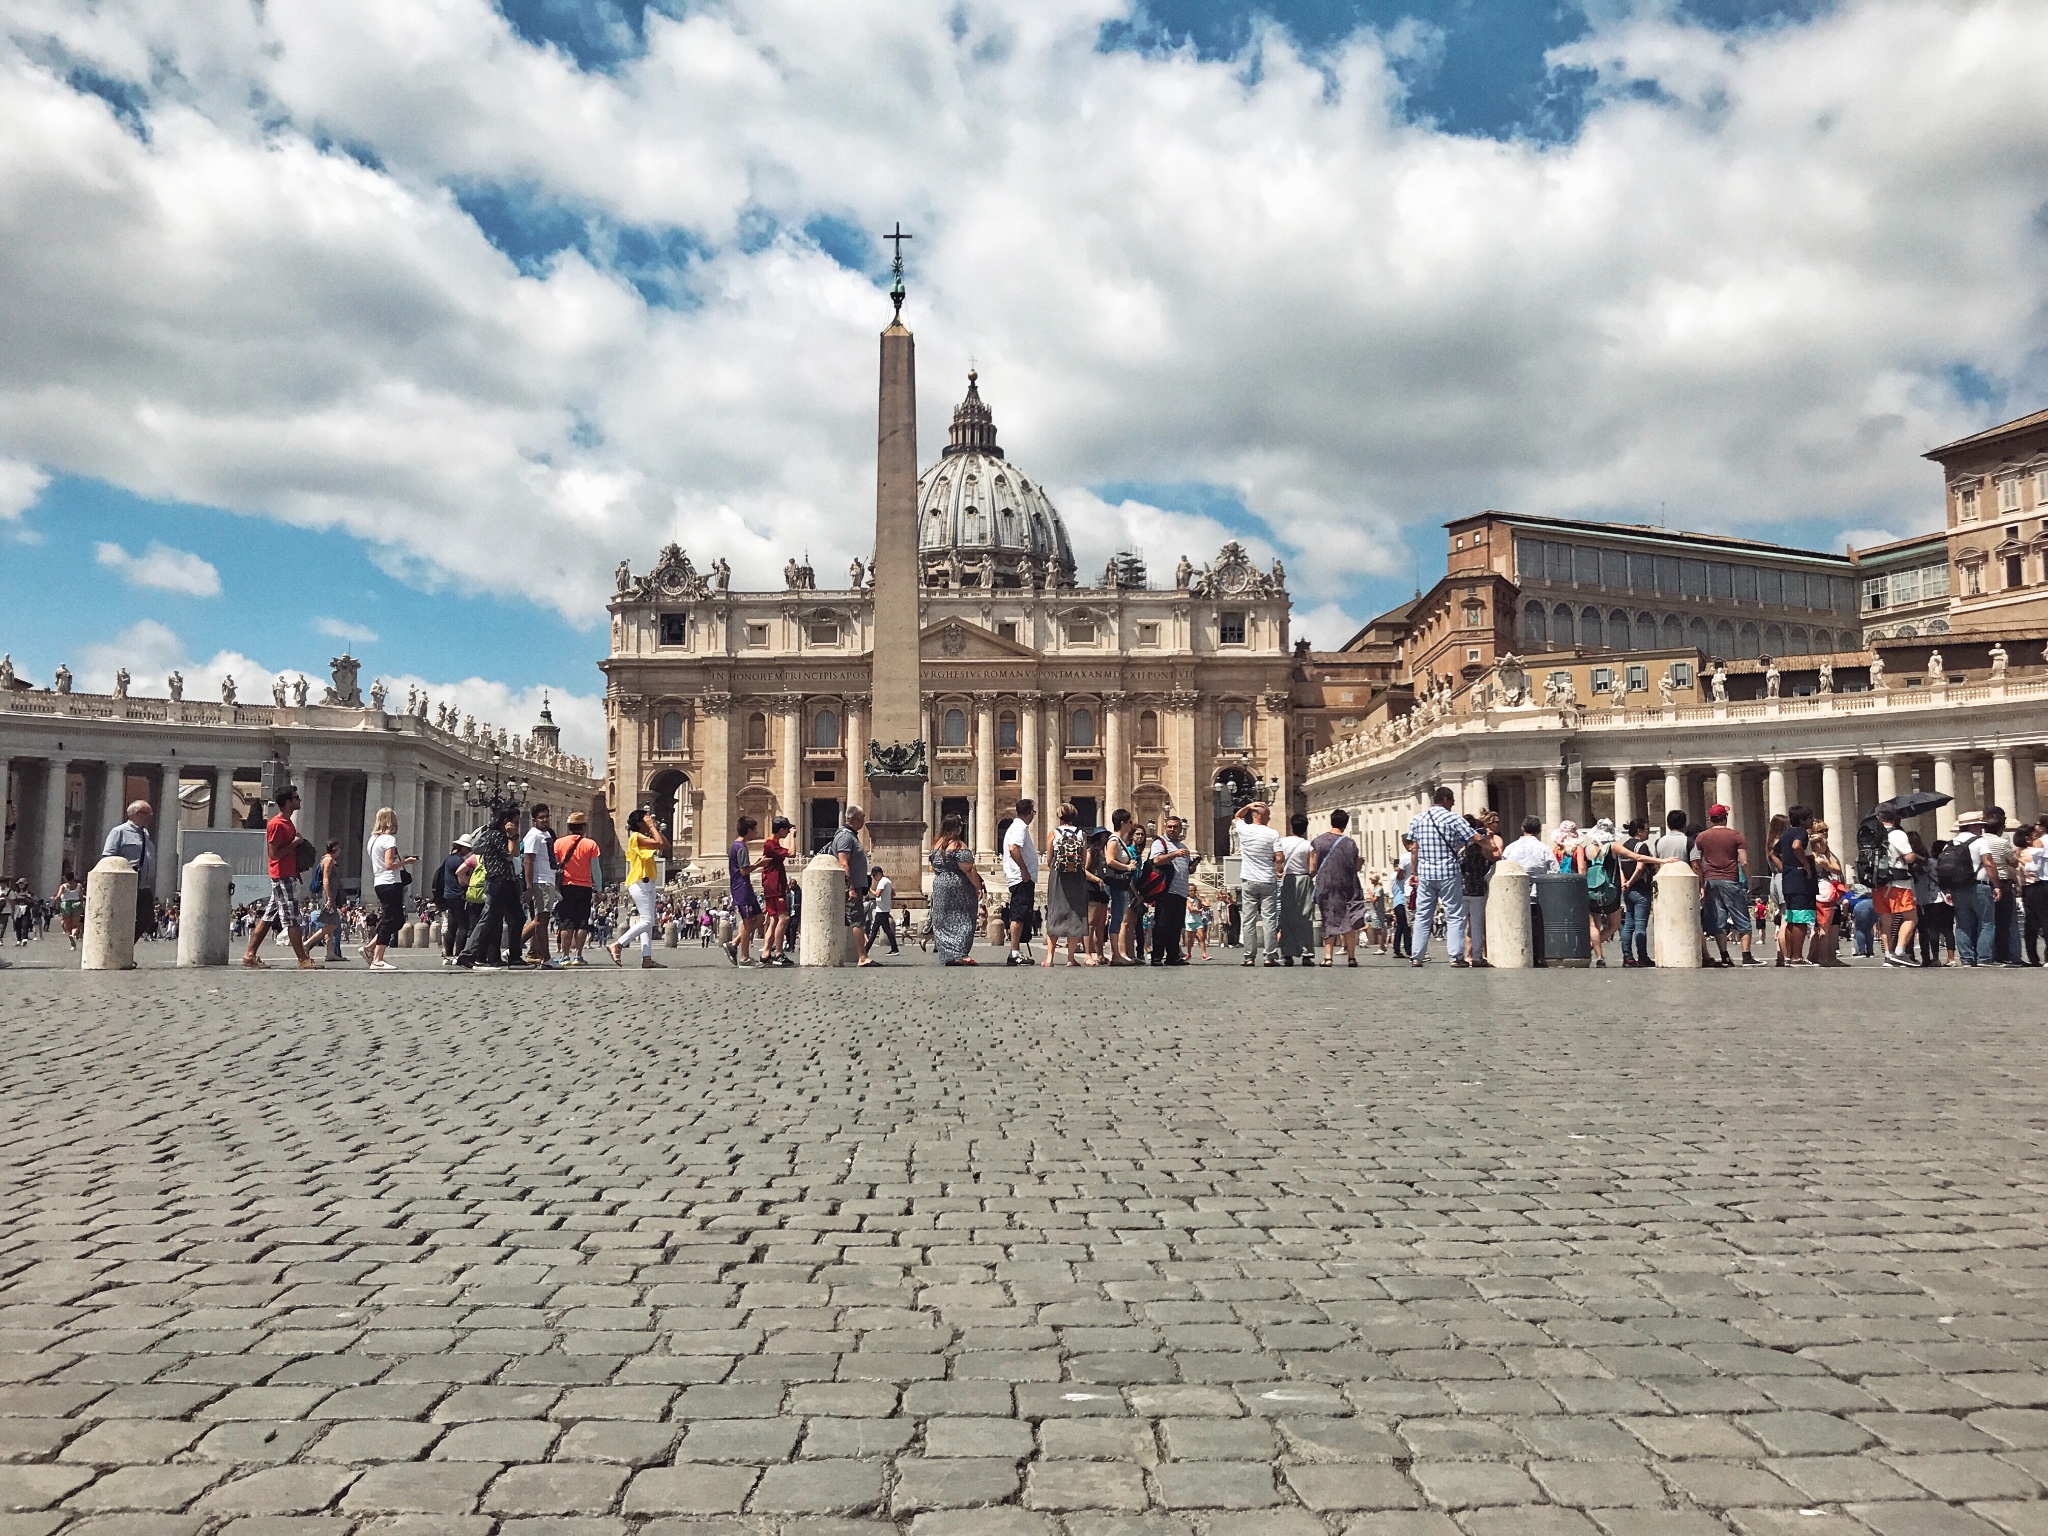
top-left (1876, 757), bottom-right (1898, 806)
top-left (0, 758), bottom-right (10, 878)
top-left (975, 696), bottom-right (998, 855)
top-left (780, 704), bottom-right (802, 829)
top-left (1933, 754), bottom-right (1957, 838)
top-left (38, 761), bottom-right (69, 892)
top-left (151, 764), bottom-right (178, 905)
top-left (1104, 695), bottom-right (1127, 823)
top-left (1020, 695), bottom-right (1041, 812)
top-left (211, 767), bottom-right (234, 829)
top-left (1043, 695), bottom-right (1063, 815)
top-left (2017, 754), bottom-right (2040, 824)
top-left (1821, 760), bottom-right (1845, 843)
top-left (1715, 765), bottom-right (1737, 820)
top-left (1993, 749), bottom-right (2017, 817)
top-left (1542, 767), bottom-right (1563, 830)
top-left (844, 698), bottom-right (866, 782)
top-left (1663, 767), bottom-right (1683, 826)
top-left (1612, 770), bottom-right (1634, 829)
top-left (1765, 763), bottom-right (1787, 821)
top-left (1465, 773), bottom-right (1490, 819)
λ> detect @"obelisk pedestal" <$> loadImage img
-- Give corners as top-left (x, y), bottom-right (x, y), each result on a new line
top-left (863, 278), bottom-right (928, 894)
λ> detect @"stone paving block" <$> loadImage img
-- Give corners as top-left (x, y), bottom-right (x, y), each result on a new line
top-left (1283, 1463), bottom-right (1423, 1510)
top-left (905, 1512), bottom-right (1056, 1536)
top-left (430, 1419), bottom-right (561, 1461)
top-left (341, 1463), bottom-right (497, 1514)
top-left (1584, 1513), bottom-right (1734, 1536)
top-left (889, 1457), bottom-right (1021, 1514)
top-left (1335, 1513), bottom-right (1463, 1535)
top-left (1460, 1510), bottom-right (1603, 1536)
top-left (1768, 1454), bottom-right (1929, 1502)
top-left (1658, 1460), bottom-right (1804, 1508)
top-left (306, 1419), bottom-right (445, 1462)
top-left (553, 1421), bottom-right (677, 1464)
top-left (1022, 1461), bottom-right (1149, 1510)
top-left (0, 1465), bottom-right (95, 1511)
top-left (1152, 1461), bottom-right (1280, 1508)
top-left (747, 1460), bottom-right (884, 1514)
top-left (924, 1418), bottom-right (1035, 1459)
top-left (61, 1465), bottom-right (223, 1511)
top-left (57, 1419), bottom-right (206, 1462)
top-left (677, 1418), bottom-right (802, 1461)
top-left (1850, 1502), bottom-right (2008, 1534)
top-left (1885, 1454), bottom-right (2044, 1501)
top-left (619, 1465), bottom-right (759, 1515)
top-left (195, 1465), bottom-right (360, 1515)
top-left (1410, 1461), bottom-right (1543, 1508)
top-left (480, 1463), bottom-right (629, 1514)
top-left (1528, 1459), bottom-right (1669, 1507)
top-left (1039, 1420), bottom-right (1158, 1464)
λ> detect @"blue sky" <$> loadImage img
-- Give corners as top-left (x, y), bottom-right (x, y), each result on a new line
top-left (3, 0), bottom-right (2042, 753)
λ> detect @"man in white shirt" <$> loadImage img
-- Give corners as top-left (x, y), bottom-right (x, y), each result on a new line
top-left (521, 804), bottom-right (559, 967)
top-left (1235, 802), bottom-right (1282, 967)
top-left (1873, 805), bottom-right (1920, 967)
top-left (867, 865), bottom-right (898, 954)
top-left (1001, 799), bottom-right (1040, 966)
top-left (1501, 816), bottom-right (1558, 879)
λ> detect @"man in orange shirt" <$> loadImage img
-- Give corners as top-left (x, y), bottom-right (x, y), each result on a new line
top-left (552, 810), bottom-right (601, 967)
top-left (242, 785), bottom-right (315, 970)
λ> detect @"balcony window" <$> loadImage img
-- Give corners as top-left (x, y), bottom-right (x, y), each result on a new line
top-left (807, 618), bottom-right (840, 646)
top-left (2008, 554), bottom-right (2026, 589)
top-left (998, 713), bottom-right (1018, 749)
top-left (1960, 485), bottom-right (1980, 521)
top-left (1221, 709), bottom-right (1246, 749)
top-left (746, 712), bottom-right (767, 752)
top-left (942, 708), bottom-right (968, 747)
top-left (1219, 611), bottom-right (1247, 644)
top-left (1064, 620), bottom-right (1096, 645)
top-left (1591, 667), bottom-right (1614, 694)
top-left (659, 613), bottom-right (689, 646)
top-left (1137, 710), bottom-right (1160, 749)
top-left (1070, 708), bottom-right (1096, 747)
top-left (813, 710), bottom-right (839, 750)
top-left (2000, 478), bottom-right (2022, 513)
top-left (1670, 662), bottom-right (1694, 687)
top-left (1463, 603), bottom-right (1484, 627)
top-left (659, 711), bottom-right (684, 751)
top-left (1136, 622), bottom-right (1161, 646)
top-left (1625, 664), bottom-right (1648, 692)
top-left (998, 621), bottom-right (1019, 642)
top-left (745, 623), bottom-right (769, 648)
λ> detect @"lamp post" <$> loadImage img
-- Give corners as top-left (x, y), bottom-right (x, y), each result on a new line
top-left (461, 751), bottom-right (530, 821)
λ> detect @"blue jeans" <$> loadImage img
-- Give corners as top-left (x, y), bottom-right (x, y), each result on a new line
top-left (1955, 883), bottom-right (1996, 965)
top-left (1240, 884), bottom-right (1280, 960)
top-left (1620, 888), bottom-right (1651, 964)
top-left (1851, 896), bottom-right (1876, 957)
top-left (1412, 874), bottom-right (1466, 963)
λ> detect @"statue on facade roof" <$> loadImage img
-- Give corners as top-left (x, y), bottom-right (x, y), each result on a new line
top-left (849, 556), bottom-right (864, 589)
top-left (113, 667), bottom-right (129, 699)
top-left (1764, 661), bottom-right (1781, 700)
top-left (714, 557), bottom-right (731, 593)
top-left (1869, 650), bottom-right (1886, 689)
top-left (1659, 669), bottom-right (1675, 706)
top-left (1271, 558), bottom-right (1286, 589)
top-left (292, 675), bottom-right (310, 708)
top-left (1710, 664), bottom-right (1728, 702)
top-left (272, 675), bottom-right (288, 707)
top-left (324, 654), bottom-right (363, 708)
top-left (221, 674), bottom-right (237, 705)
top-left (0, 654), bottom-right (11, 690)
top-left (1990, 642), bottom-right (2009, 681)
top-left (1927, 648), bottom-right (1945, 683)
top-left (1175, 555), bottom-right (1193, 591)
top-left (417, 691), bottom-right (429, 719)
top-left (405, 684), bottom-right (417, 716)
top-left (167, 670), bottom-right (183, 703)
top-left (52, 663), bottom-right (71, 694)
top-left (615, 558), bottom-right (633, 592)
top-left (1818, 659), bottom-right (1834, 694)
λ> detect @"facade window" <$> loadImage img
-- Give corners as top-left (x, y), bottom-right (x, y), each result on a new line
top-left (1221, 709), bottom-right (1246, 749)
top-left (1629, 553), bottom-right (1655, 592)
top-left (2000, 478), bottom-right (2022, 513)
top-left (1454, 535), bottom-right (1464, 550)
top-left (1734, 565), bottom-right (1758, 603)
top-left (1553, 604), bottom-right (1575, 646)
top-left (1219, 611), bottom-right (1247, 644)
top-left (1680, 560), bottom-right (1707, 599)
top-left (2008, 554), bottom-right (2026, 589)
top-left (807, 618), bottom-right (840, 646)
top-left (813, 710), bottom-right (839, 750)
top-left (659, 711), bottom-right (684, 751)
top-left (746, 712), bottom-right (768, 752)
top-left (1738, 622), bottom-right (1760, 660)
top-left (1625, 664), bottom-right (1648, 692)
top-left (1574, 547), bottom-right (1599, 585)
top-left (1764, 623), bottom-right (1785, 654)
top-left (942, 708), bottom-right (968, 747)
top-left (1548, 670), bottom-right (1572, 694)
top-left (1759, 568), bottom-right (1782, 605)
top-left (998, 713), bottom-right (1018, 749)
top-left (1608, 610), bottom-right (1630, 649)
top-left (2037, 470), bottom-right (2048, 505)
top-left (1925, 565), bottom-right (1951, 598)
top-left (1963, 562), bottom-right (1983, 596)
top-left (1070, 708), bottom-right (1096, 748)
top-left (1137, 710), bottom-right (1160, 749)
top-left (1709, 563), bottom-right (1733, 601)
top-left (1591, 667), bottom-right (1614, 694)
top-left (1714, 619), bottom-right (1735, 658)
top-left (1662, 614), bottom-right (1683, 648)
top-left (998, 620), bottom-right (1019, 642)
top-left (1521, 602), bottom-right (1547, 646)
top-left (1789, 626), bottom-right (1808, 654)
top-left (1864, 575), bottom-right (1889, 611)
top-left (1688, 616), bottom-right (1710, 651)
top-left (1580, 607), bottom-right (1603, 648)
top-left (1670, 662), bottom-right (1694, 687)
top-left (1635, 612), bottom-right (1657, 650)
top-left (1547, 542), bottom-right (1572, 582)
top-left (1601, 550), bottom-right (1627, 588)
top-left (1655, 555), bottom-right (1680, 594)
top-left (1136, 622), bottom-right (1161, 646)
top-left (1960, 484), bottom-right (1980, 521)
top-left (745, 622), bottom-right (769, 647)
top-left (1064, 619), bottom-right (1096, 645)
top-left (1466, 647), bottom-right (1481, 662)
top-left (659, 613), bottom-right (689, 646)
top-left (1462, 603), bottom-right (1483, 627)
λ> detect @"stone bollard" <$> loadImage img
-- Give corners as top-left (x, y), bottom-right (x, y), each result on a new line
top-left (1489, 864), bottom-right (1533, 968)
top-left (798, 852), bottom-right (851, 966)
top-left (664, 920), bottom-right (678, 948)
top-left (1652, 862), bottom-right (1703, 969)
top-left (82, 854), bottom-right (140, 972)
top-left (176, 853), bottom-right (233, 968)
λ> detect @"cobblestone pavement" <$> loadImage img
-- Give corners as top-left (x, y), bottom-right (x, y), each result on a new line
top-left (5, 953), bottom-right (2048, 1536)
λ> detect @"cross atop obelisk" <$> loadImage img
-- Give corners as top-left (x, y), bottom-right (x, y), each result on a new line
top-left (863, 223), bottom-right (927, 879)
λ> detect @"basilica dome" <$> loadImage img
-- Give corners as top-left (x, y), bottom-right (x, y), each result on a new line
top-left (917, 373), bottom-right (1077, 590)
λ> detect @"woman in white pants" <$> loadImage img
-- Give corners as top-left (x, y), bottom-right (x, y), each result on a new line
top-left (609, 806), bottom-right (669, 968)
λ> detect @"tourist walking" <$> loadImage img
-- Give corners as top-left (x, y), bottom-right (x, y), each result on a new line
top-left (553, 812), bottom-right (600, 966)
top-left (1810, 821), bottom-right (1846, 966)
top-left (1390, 836), bottom-right (1415, 958)
top-left (361, 806), bottom-right (416, 970)
top-left (1579, 818), bottom-right (1624, 967)
top-left (1145, 815), bottom-right (1192, 966)
top-left (608, 807), bottom-right (667, 968)
top-left (1310, 809), bottom-right (1366, 967)
top-left (867, 863), bottom-right (899, 954)
top-left (457, 809), bottom-right (526, 970)
top-left (1043, 803), bottom-right (1091, 967)
top-left (520, 804), bottom-right (559, 967)
top-left (1084, 828), bottom-right (1112, 962)
top-left (99, 798), bottom-right (158, 941)
top-left (437, 836), bottom-right (474, 964)
top-left (760, 815), bottom-right (795, 962)
top-left (1002, 798), bottom-right (1039, 966)
top-left (1459, 811), bottom-right (1501, 966)
top-left (831, 805), bottom-right (874, 967)
top-left (2019, 825), bottom-right (2048, 965)
top-left (1692, 804), bottom-right (1755, 967)
top-left (1105, 808), bottom-right (1140, 964)
top-left (242, 785), bottom-right (315, 970)
top-left (1772, 805), bottom-right (1819, 965)
top-left (314, 840), bottom-right (344, 960)
top-left (1619, 819), bottom-right (1655, 966)
top-left (1236, 802), bottom-right (1281, 967)
top-left (927, 814), bottom-right (984, 964)
top-left (1276, 813), bottom-right (1316, 965)
top-left (1406, 787), bottom-right (1473, 967)
top-left (55, 873), bottom-right (84, 949)
top-left (725, 815), bottom-right (763, 964)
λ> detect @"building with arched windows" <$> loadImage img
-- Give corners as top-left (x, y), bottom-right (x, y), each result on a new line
top-left (601, 373), bottom-right (1300, 878)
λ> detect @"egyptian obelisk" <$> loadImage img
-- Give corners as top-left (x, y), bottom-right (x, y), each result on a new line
top-left (863, 225), bottom-right (928, 887)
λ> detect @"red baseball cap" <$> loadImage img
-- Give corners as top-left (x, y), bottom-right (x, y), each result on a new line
top-left (1708, 803), bottom-right (1730, 818)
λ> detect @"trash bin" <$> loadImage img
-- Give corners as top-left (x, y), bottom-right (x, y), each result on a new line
top-left (1533, 872), bottom-right (1591, 967)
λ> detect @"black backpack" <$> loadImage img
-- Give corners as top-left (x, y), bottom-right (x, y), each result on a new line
top-left (1934, 837), bottom-right (1978, 891)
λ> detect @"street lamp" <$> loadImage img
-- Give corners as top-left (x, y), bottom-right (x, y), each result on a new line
top-left (461, 750), bottom-right (530, 818)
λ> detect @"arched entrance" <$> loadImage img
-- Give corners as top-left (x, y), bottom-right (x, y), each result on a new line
top-left (1212, 766), bottom-right (1257, 856)
top-left (646, 770), bottom-right (692, 863)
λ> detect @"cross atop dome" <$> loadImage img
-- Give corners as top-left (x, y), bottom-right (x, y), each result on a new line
top-left (943, 369), bottom-right (1002, 460)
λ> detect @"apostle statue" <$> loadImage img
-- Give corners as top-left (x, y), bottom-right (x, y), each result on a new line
top-left (292, 675), bottom-right (310, 708)
top-left (1175, 555), bottom-right (1193, 591)
top-left (272, 676), bottom-right (288, 707)
top-left (369, 678), bottom-right (387, 712)
top-left (1991, 642), bottom-right (2009, 680)
top-left (0, 654), bottom-right (12, 690)
top-left (849, 556), bottom-right (865, 589)
top-left (167, 670), bottom-right (183, 703)
top-left (1764, 661), bottom-right (1781, 699)
top-left (463, 714), bottom-right (477, 740)
top-left (1818, 659), bottom-right (1834, 694)
top-left (784, 557), bottom-right (800, 590)
top-left (1869, 651), bottom-right (1886, 689)
top-left (1271, 558), bottom-right (1286, 588)
top-left (406, 685), bottom-right (418, 716)
top-left (1927, 648), bottom-right (1944, 683)
top-left (615, 559), bottom-right (632, 593)
top-left (1710, 664), bottom-right (1728, 702)
top-left (53, 663), bottom-right (71, 694)
top-left (113, 667), bottom-right (130, 699)
top-left (1658, 669), bottom-right (1675, 706)
top-left (416, 691), bottom-right (429, 719)
top-left (714, 557), bottom-right (731, 592)
top-left (221, 674), bottom-right (238, 705)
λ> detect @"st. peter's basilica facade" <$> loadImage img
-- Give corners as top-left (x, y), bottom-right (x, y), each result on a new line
top-left (602, 374), bottom-right (1301, 880)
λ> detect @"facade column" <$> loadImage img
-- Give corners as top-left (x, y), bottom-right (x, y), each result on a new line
top-left (1933, 754), bottom-right (1957, 838)
top-left (1541, 767), bottom-right (1563, 831)
top-left (1821, 760), bottom-right (1846, 841)
top-left (1104, 695), bottom-right (1127, 823)
top-left (1020, 695), bottom-right (1041, 812)
top-left (0, 757), bottom-right (10, 879)
top-left (1044, 694), bottom-right (1064, 814)
top-left (38, 759), bottom-right (70, 892)
top-left (1715, 764), bottom-right (1737, 820)
top-left (1612, 770), bottom-right (1634, 829)
top-left (844, 698), bottom-right (866, 781)
top-left (151, 764), bottom-right (177, 905)
top-left (2017, 753), bottom-right (2040, 824)
top-left (1765, 763), bottom-right (1788, 820)
top-left (1662, 768), bottom-right (1683, 826)
top-left (1875, 757), bottom-right (1898, 806)
top-left (780, 703), bottom-right (803, 830)
top-left (975, 696), bottom-right (998, 856)
top-left (1993, 748), bottom-right (2017, 817)
top-left (211, 767), bottom-right (233, 828)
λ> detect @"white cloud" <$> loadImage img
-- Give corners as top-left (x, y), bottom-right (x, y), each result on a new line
top-left (0, 456), bottom-right (46, 519)
top-left (1, 0), bottom-right (2044, 623)
top-left (93, 539), bottom-right (223, 596)
top-left (314, 615), bottom-right (379, 644)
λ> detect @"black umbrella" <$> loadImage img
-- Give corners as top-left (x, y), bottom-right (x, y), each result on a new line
top-left (1875, 791), bottom-right (1950, 820)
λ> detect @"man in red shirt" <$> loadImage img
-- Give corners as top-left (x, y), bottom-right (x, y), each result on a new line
top-left (551, 810), bottom-right (601, 967)
top-left (1689, 803), bottom-right (1756, 967)
top-left (242, 785), bottom-right (315, 970)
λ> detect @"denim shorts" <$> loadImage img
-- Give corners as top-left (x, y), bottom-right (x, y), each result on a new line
top-left (1701, 879), bottom-right (1752, 935)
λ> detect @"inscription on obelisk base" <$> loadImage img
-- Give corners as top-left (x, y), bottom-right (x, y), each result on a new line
top-left (863, 226), bottom-right (928, 895)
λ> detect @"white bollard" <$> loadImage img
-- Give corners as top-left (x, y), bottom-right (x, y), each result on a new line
top-left (1652, 863), bottom-right (1703, 969)
top-left (1489, 864), bottom-right (1533, 969)
top-left (82, 854), bottom-right (140, 972)
top-left (798, 852), bottom-right (851, 967)
top-left (664, 920), bottom-right (678, 948)
top-left (176, 853), bottom-right (233, 968)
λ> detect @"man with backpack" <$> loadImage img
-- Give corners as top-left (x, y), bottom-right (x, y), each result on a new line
top-left (1868, 805), bottom-right (1921, 967)
top-left (241, 785), bottom-right (315, 970)
top-left (437, 835), bottom-right (474, 965)
top-left (456, 809), bottom-right (525, 971)
top-left (1143, 815), bottom-right (1193, 966)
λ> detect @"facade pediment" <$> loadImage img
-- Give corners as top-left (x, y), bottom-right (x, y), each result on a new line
top-left (919, 618), bottom-right (1038, 661)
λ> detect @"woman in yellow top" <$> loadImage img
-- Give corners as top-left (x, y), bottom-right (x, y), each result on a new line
top-left (608, 807), bottom-right (668, 968)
